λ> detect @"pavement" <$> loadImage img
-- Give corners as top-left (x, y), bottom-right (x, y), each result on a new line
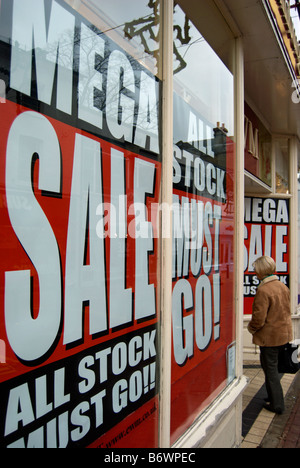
top-left (241, 360), bottom-right (300, 448)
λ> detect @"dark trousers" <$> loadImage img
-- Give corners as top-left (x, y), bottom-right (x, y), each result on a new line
top-left (260, 346), bottom-right (285, 412)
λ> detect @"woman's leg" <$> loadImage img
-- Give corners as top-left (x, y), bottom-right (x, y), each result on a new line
top-left (260, 346), bottom-right (284, 413)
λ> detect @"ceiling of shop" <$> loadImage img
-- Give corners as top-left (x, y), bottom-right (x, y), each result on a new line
top-left (223, 0), bottom-right (300, 140)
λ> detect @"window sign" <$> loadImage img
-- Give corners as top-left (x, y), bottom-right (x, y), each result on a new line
top-left (244, 197), bottom-right (290, 315)
top-left (0, 0), bottom-right (161, 448)
top-left (171, 5), bottom-right (236, 444)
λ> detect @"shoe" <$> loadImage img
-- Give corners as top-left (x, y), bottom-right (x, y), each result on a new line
top-left (263, 403), bottom-right (283, 415)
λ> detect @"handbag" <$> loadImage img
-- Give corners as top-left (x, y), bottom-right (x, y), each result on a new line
top-left (278, 342), bottom-right (300, 374)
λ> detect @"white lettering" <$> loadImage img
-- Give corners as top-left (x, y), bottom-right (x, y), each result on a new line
top-left (244, 224), bottom-right (288, 273)
top-left (11, 0), bottom-right (75, 114)
top-left (9, 0), bottom-right (160, 154)
top-left (244, 198), bottom-right (289, 224)
top-left (172, 274), bottom-right (221, 365)
top-left (134, 72), bottom-right (159, 153)
top-left (106, 50), bottom-right (135, 142)
top-left (109, 149), bottom-right (132, 328)
top-left (78, 23), bottom-right (105, 129)
top-left (187, 112), bottom-right (215, 157)
top-left (64, 134), bottom-right (107, 346)
top-left (172, 197), bottom-right (221, 279)
top-left (5, 384), bottom-right (35, 437)
top-left (133, 159), bottom-right (156, 320)
top-left (172, 279), bottom-right (194, 366)
top-left (276, 225), bottom-right (288, 272)
top-left (5, 112), bottom-right (62, 362)
top-left (173, 146), bottom-right (225, 199)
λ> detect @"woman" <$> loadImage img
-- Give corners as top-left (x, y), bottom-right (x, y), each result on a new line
top-left (247, 256), bottom-right (293, 414)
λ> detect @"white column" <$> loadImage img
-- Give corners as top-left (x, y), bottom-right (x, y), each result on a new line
top-left (289, 136), bottom-right (299, 317)
top-left (159, 0), bottom-right (173, 449)
top-left (234, 36), bottom-right (245, 379)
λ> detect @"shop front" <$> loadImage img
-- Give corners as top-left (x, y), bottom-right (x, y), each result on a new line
top-left (241, 0), bottom-right (300, 356)
top-left (0, 0), bottom-right (298, 449)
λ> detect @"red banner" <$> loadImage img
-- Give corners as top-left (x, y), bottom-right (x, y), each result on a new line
top-left (171, 95), bottom-right (236, 443)
top-left (0, 100), bottom-right (161, 448)
top-left (244, 197), bottom-right (290, 315)
top-left (0, 0), bottom-right (162, 448)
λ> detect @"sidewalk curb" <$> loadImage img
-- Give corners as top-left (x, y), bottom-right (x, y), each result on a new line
top-left (259, 372), bottom-right (300, 448)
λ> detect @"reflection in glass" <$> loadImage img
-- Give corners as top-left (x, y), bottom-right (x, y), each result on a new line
top-left (66, 0), bottom-right (161, 77)
top-left (173, 6), bottom-right (234, 136)
top-left (275, 138), bottom-right (290, 194)
top-left (171, 3), bottom-right (236, 445)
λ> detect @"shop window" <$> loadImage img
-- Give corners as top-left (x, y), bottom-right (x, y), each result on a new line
top-left (65, 0), bottom-right (160, 78)
top-left (171, 3), bottom-right (236, 445)
top-left (0, 0), bottom-right (161, 448)
top-left (244, 103), bottom-right (272, 187)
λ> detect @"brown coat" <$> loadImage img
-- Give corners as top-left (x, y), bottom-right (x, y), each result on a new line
top-left (248, 276), bottom-right (293, 347)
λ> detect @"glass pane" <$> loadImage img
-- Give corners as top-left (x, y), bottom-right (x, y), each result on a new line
top-left (171, 3), bottom-right (236, 444)
top-left (244, 103), bottom-right (272, 187)
top-left (65, 0), bottom-right (160, 77)
top-left (275, 138), bottom-right (290, 194)
top-left (0, 0), bottom-right (161, 448)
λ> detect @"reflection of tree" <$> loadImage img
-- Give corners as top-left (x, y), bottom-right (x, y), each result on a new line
top-left (124, 0), bottom-right (192, 74)
top-left (76, 22), bottom-right (159, 144)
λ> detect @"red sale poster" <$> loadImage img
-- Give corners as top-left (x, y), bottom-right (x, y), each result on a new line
top-left (0, 0), bottom-right (161, 448)
top-left (171, 94), bottom-right (236, 444)
top-left (244, 197), bottom-right (290, 315)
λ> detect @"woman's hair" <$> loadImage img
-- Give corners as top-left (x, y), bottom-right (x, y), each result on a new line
top-left (252, 256), bottom-right (276, 278)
